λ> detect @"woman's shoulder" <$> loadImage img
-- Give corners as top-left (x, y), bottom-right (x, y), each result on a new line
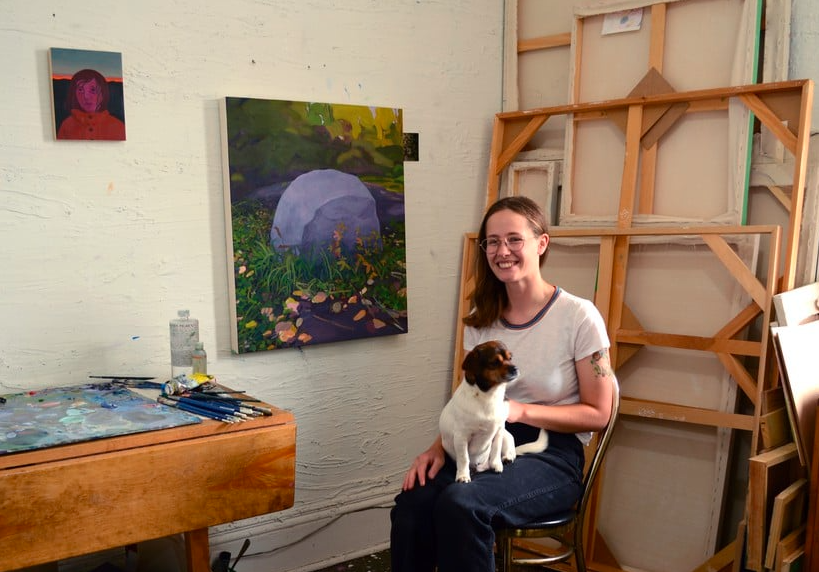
top-left (554, 288), bottom-right (597, 312)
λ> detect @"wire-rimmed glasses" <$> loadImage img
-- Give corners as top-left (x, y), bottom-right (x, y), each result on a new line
top-left (479, 235), bottom-right (530, 254)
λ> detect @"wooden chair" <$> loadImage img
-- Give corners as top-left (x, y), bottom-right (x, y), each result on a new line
top-left (495, 378), bottom-right (620, 572)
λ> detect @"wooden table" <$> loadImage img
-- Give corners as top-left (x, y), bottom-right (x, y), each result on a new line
top-left (0, 395), bottom-right (296, 571)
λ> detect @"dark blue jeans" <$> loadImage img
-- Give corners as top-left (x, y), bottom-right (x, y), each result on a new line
top-left (390, 429), bottom-right (584, 572)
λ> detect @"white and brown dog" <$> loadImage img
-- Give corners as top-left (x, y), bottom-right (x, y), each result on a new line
top-left (440, 340), bottom-right (519, 483)
top-left (440, 340), bottom-right (549, 483)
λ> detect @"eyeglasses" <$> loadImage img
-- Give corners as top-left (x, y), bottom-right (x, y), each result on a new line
top-left (479, 235), bottom-right (531, 253)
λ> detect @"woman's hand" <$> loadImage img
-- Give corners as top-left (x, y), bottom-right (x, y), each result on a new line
top-left (402, 437), bottom-right (445, 491)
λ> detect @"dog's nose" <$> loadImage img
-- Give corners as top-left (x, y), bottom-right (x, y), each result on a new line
top-left (505, 365), bottom-right (519, 380)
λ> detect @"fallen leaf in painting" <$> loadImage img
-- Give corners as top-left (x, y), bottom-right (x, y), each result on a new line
top-left (354, 309), bottom-right (367, 321)
top-left (277, 322), bottom-right (297, 343)
top-left (348, 295), bottom-right (358, 304)
top-left (298, 333), bottom-right (313, 343)
top-left (284, 297), bottom-right (300, 313)
top-left (245, 320), bottom-right (258, 329)
top-left (312, 292), bottom-right (328, 303)
top-left (372, 319), bottom-right (386, 329)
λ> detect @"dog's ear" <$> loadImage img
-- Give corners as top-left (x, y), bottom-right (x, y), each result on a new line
top-left (462, 349), bottom-right (478, 385)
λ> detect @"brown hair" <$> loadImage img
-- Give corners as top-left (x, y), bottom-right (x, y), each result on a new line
top-left (463, 196), bottom-right (549, 328)
top-left (65, 69), bottom-right (110, 113)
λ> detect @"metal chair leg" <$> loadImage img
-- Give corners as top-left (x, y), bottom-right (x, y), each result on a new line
top-left (499, 536), bottom-right (514, 572)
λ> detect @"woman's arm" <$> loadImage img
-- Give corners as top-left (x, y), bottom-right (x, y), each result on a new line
top-left (506, 348), bottom-right (615, 432)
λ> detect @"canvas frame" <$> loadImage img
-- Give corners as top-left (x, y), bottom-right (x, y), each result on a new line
top-left (219, 97), bottom-right (408, 354)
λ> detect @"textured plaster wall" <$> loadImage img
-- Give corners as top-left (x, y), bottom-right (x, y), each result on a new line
top-left (0, 2), bottom-right (503, 570)
top-left (792, 0), bottom-right (819, 132)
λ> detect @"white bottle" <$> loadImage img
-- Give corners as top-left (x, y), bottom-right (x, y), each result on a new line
top-left (191, 342), bottom-right (207, 375)
top-left (169, 310), bottom-right (199, 378)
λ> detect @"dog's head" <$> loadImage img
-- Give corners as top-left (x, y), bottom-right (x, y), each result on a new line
top-left (461, 340), bottom-right (520, 392)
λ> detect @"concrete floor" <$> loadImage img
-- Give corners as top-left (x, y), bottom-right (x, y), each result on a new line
top-left (311, 549), bottom-right (556, 571)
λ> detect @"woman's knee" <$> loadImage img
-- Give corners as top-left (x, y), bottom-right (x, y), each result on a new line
top-left (392, 485), bottom-right (438, 527)
top-left (433, 484), bottom-right (480, 526)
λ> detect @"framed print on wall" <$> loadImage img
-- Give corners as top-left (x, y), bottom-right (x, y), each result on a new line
top-left (220, 97), bottom-right (408, 354)
top-left (49, 47), bottom-right (126, 141)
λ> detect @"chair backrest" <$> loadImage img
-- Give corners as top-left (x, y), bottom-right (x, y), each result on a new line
top-left (576, 377), bottom-right (620, 531)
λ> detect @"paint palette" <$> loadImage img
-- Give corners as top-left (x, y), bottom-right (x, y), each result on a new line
top-left (0, 383), bottom-right (201, 455)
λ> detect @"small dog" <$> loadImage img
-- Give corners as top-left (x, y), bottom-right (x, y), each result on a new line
top-left (440, 340), bottom-right (520, 483)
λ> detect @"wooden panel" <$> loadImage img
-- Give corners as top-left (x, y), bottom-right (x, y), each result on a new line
top-left (764, 478), bottom-right (807, 569)
top-left (805, 402), bottom-right (819, 572)
top-left (771, 320), bottom-right (819, 467)
top-left (773, 281), bottom-right (819, 326)
top-left (0, 418), bottom-right (296, 570)
top-left (746, 443), bottom-right (800, 571)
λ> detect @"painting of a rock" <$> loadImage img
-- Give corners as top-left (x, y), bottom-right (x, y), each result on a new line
top-left (271, 169), bottom-right (382, 263)
top-left (220, 97), bottom-right (407, 353)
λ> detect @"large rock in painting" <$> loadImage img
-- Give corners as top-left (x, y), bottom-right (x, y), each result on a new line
top-left (270, 169), bottom-right (382, 263)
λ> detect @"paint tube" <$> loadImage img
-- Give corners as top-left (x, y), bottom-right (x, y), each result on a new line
top-left (162, 372), bottom-right (214, 395)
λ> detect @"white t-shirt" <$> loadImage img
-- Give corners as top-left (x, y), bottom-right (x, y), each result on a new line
top-left (463, 287), bottom-right (610, 444)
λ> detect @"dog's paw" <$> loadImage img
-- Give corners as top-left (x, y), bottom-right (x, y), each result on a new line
top-left (502, 451), bottom-right (516, 464)
top-left (489, 460), bottom-right (504, 473)
top-left (455, 472), bottom-right (472, 483)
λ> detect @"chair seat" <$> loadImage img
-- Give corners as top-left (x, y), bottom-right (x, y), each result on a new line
top-left (509, 510), bottom-right (575, 530)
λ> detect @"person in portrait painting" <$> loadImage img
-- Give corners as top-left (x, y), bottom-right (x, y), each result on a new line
top-left (57, 68), bottom-right (125, 141)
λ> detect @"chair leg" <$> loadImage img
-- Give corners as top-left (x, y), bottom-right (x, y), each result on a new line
top-left (498, 536), bottom-right (514, 572)
top-left (574, 530), bottom-right (586, 572)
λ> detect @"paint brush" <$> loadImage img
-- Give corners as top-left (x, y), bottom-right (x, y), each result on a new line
top-left (162, 395), bottom-right (249, 420)
top-left (89, 375), bottom-right (156, 380)
top-left (157, 396), bottom-right (239, 423)
top-left (182, 393), bottom-right (262, 416)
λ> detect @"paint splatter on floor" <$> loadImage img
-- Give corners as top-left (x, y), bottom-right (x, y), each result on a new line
top-left (313, 550), bottom-right (391, 572)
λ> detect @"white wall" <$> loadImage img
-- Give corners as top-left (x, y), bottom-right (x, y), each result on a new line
top-left (0, 1), bottom-right (503, 571)
top-left (792, 0), bottom-right (819, 133)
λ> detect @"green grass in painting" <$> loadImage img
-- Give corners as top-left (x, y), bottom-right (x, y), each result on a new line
top-left (231, 199), bottom-right (407, 353)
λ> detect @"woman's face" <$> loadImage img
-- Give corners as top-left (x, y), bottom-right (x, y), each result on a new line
top-left (76, 79), bottom-right (102, 112)
top-left (484, 209), bottom-right (547, 284)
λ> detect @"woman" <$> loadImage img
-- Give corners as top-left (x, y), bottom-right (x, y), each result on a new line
top-left (57, 68), bottom-right (125, 140)
top-left (390, 196), bottom-right (616, 571)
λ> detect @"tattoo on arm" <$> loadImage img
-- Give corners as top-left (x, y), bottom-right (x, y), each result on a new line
top-left (590, 349), bottom-right (614, 378)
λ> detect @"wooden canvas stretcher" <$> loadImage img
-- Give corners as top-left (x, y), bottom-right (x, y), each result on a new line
top-left (485, 79), bottom-right (813, 291)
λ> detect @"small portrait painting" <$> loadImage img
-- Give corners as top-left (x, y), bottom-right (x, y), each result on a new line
top-left (49, 48), bottom-right (126, 141)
